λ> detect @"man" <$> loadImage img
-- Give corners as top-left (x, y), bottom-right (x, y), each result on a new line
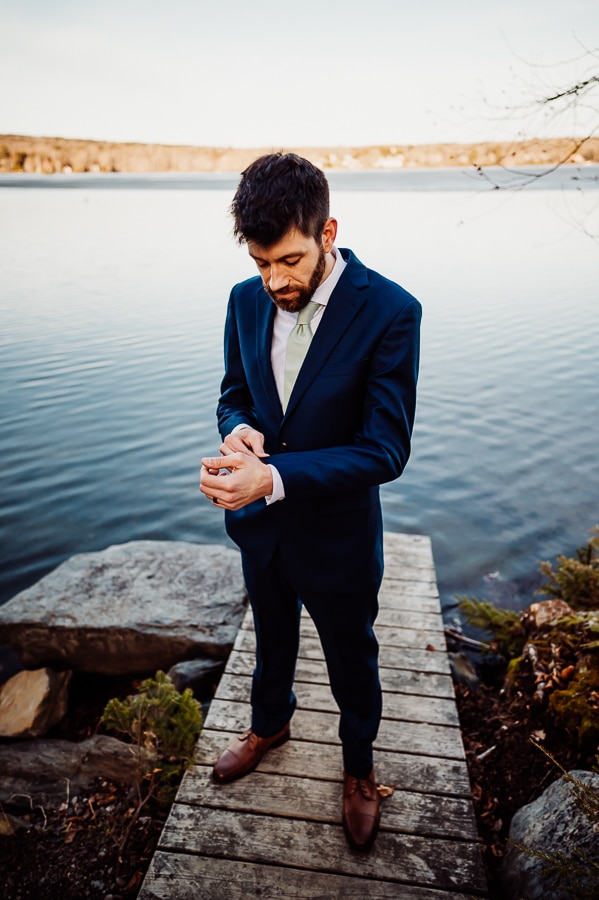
top-left (200, 153), bottom-right (421, 851)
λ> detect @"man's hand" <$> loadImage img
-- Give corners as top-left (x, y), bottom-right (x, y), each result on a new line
top-left (221, 427), bottom-right (269, 459)
top-left (200, 452), bottom-right (274, 510)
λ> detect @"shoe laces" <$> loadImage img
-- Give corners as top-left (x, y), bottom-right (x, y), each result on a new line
top-left (239, 729), bottom-right (258, 748)
top-left (345, 775), bottom-right (376, 800)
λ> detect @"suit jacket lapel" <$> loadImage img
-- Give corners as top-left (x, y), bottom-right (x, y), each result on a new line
top-left (284, 252), bottom-right (368, 416)
top-left (255, 286), bottom-right (282, 416)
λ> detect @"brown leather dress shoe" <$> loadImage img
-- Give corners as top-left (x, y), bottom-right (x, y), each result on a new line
top-left (342, 769), bottom-right (381, 851)
top-left (212, 723), bottom-right (290, 783)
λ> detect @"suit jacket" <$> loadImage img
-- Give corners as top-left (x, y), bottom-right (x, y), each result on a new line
top-left (217, 248), bottom-right (422, 594)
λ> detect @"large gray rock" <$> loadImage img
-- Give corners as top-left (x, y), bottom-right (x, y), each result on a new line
top-left (0, 735), bottom-right (152, 808)
top-left (0, 541), bottom-right (247, 675)
top-left (0, 668), bottom-right (71, 738)
top-left (503, 770), bottom-right (599, 899)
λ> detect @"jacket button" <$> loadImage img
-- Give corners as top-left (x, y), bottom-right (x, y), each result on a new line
top-left (279, 441), bottom-right (288, 451)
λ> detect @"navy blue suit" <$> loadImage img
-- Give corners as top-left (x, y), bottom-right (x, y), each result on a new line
top-left (217, 248), bottom-right (421, 776)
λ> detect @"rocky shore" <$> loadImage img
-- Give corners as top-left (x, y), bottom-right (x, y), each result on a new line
top-left (451, 529), bottom-right (599, 898)
top-left (2, 133), bottom-right (599, 175)
top-left (0, 541), bottom-right (248, 899)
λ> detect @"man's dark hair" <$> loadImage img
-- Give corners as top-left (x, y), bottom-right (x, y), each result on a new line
top-left (231, 152), bottom-right (329, 247)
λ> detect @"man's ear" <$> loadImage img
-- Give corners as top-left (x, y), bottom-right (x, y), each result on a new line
top-left (322, 217), bottom-right (338, 253)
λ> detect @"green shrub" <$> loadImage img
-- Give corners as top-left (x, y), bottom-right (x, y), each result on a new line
top-left (456, 595), bottom-right (526, 659)
top-left (102, 670), bottom-right (203, 804)
top-left (538, 526), bottom-right (599, 611)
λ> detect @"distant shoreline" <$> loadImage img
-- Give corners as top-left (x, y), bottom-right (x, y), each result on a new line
top-left (2, 134), bottom-right (598, 175)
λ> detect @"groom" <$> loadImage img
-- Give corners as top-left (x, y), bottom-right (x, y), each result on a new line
top-left (200, 152), bottom-right (421, 851)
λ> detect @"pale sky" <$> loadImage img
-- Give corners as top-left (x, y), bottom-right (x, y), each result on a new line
top-left (1, 0), bottom-right (598, 148)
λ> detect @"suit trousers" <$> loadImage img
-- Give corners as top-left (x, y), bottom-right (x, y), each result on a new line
top-left (240, 547), bottom-right (383, 778)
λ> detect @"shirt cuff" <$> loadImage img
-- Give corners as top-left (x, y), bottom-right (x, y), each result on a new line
top-left (265, 464), bottom-right (285, 504)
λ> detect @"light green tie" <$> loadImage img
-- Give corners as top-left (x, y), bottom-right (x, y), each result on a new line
top-left (283, 301), bottom-right (320, 411)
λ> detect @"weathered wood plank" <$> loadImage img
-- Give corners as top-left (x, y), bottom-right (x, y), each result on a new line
top-left (142, 852), bottom-right (476, 900)
top-left (384, 531), bottom-right (432, 547)
top-left (376, 667), bottom-right (455, 698)
top-left (375, 623), bottom-right (447, 649)
top-left (229, 609), bottom-right (253, 653)
top-left (378, 588), bottom-right (442, 612)
top-left (226, 651), bottom-right (456, 698)
top-left (202, 700), bottom-right (465, 759)
top-left (215, 673), bottom-right (459, 726)
top-left (382, 561), bottom-right (438, 583)
top-left (376, 607), bottom-right (446, 630)
top-left (379, 581), bottom-right (441, 605)
top-left (239, 618), bottom-right (445, 652)
top-left (234, 629), bottom-right (451, 673)
top-left (158, 806), bottom-right (487, 893)
top-left (193, 731), bottom-right (473, 796)
top-left (243, 612), bottom-right (445, 638)
top-left (375, 647), bottom-right (451, 675)
top-left (177, 766), bottom-right (477, 841)
top-left (298, 606), bottom-right (445, 633)
top-left (383, 532), bottom-right (434, 562)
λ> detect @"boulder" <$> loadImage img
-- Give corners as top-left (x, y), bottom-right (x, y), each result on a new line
top-left (0, 734), bottom-right (152, 809)
top-left (0, 541), bottom-right (247, 676)
top-left (0, 668), bottom-right (71, 738)
top-left (502, 770), bottom-right (599, 899)
top-left (167, 657), bottom-right (226, 697)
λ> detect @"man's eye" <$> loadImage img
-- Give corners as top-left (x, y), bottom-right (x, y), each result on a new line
top-left (285, 260), bottom-right (300, 267)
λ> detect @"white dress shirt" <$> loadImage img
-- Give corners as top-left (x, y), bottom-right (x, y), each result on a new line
top-left (270, 247), bottom-right (346, 401)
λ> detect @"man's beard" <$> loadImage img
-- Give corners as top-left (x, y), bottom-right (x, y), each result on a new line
top-left (265, 246), bottom-right (327, 313)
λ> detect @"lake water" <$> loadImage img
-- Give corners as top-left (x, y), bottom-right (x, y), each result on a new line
top-left (1, 166), bottom-right (598, 618)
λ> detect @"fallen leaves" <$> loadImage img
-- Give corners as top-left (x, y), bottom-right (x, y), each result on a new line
top-left (0, 809), bottom-right (32, 836)
top-left (0, 776), bottom-right (168, 899)
top-left (376, 783), bottom-right (395, 799)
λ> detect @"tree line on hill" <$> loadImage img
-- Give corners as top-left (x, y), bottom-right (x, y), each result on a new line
top-left (1, 134), bottom-right (598, 174)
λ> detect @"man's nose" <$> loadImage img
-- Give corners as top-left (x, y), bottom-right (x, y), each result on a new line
top-left (269, 266), bottom-right (288, 292)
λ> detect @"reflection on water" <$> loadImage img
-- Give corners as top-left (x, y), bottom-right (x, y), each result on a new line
top-left (1, 170), bottom-right (598, 612)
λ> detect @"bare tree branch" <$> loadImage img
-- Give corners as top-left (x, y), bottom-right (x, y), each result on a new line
top-left (542, 75), bottom-right (599, 105)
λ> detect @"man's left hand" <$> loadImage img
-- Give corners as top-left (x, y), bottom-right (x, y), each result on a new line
top-left (200, 452), bottom-right (274, 510)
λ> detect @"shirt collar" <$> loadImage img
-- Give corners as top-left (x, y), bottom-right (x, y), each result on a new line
top-left (310, 246), bottom-right (347, 308)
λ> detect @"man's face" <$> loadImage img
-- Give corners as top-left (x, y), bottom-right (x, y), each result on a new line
top-left (248, 227), bottom-right (328, 313)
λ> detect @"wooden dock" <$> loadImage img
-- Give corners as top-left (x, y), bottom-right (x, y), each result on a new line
top-left (140, 533), bottom-right (488, 898)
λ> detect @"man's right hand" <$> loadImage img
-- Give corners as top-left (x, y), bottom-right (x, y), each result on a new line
top-left (220, 427), bottom-right (269, 460)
